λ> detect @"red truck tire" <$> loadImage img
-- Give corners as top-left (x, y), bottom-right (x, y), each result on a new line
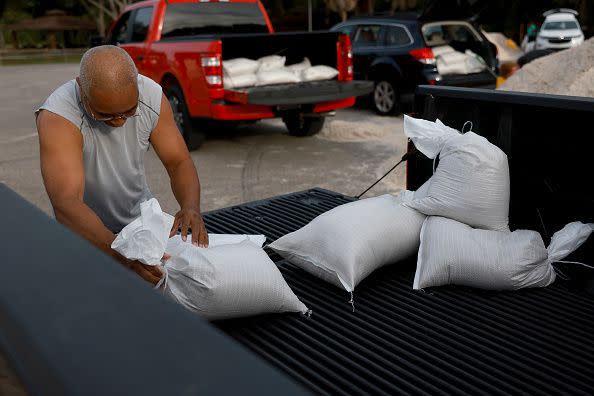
top-left (165, 84), bottom-right (205, 151)
top-left (282, 113), bottom-right (326, 137)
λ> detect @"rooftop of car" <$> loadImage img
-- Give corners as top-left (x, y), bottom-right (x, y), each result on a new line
top-left (346, 12), bottom-right (422, 23)
top-left (544, 13), bottom-right (579, 22)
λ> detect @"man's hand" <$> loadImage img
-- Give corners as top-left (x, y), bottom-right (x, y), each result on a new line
top-left (170, 207), bottom-right (209, 247)
top-left (123, 259), bottom-right (163, 285)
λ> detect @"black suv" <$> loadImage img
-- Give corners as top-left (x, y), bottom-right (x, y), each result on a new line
top-left (331, 13), bottom-right (498, 115)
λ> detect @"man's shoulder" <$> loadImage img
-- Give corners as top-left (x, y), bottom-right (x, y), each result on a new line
top-left (36, 80), bottom-right (82, 129)
top-left (138, 74), bottom-right (162, 98)
top-left (47, 79), bottom-right (78, 103)
top-left (138, 74), bottom-right (163, 117)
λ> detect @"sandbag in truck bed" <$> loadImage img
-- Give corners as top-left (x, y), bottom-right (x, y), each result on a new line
top-left (404, 115), bottom-right (510, 232)
top-left (414, 216), bottom-right (594, 290)
top-left (112, 199), bottom-right (309, 320)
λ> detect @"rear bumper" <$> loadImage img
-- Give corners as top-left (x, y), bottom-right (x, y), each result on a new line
top-left (208, 97), bottom-right (356, 121)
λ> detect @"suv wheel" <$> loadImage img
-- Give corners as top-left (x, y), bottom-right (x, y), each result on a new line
top-left (373, 80), bottom-right (401, 116)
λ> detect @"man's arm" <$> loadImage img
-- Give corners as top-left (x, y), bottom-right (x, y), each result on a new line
top-left (37, 110), bottom-right (162, 284)
top-left (150, 93), bottom-right (208, 247)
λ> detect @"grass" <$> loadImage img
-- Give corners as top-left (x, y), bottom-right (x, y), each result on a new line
top-left (0, 50), bottom-right (84, 65)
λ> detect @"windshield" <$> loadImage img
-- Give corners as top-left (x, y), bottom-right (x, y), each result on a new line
top-left (161, 3), bottom-right (268, 38)
top-left (542, 21), bottom-right (579, 30)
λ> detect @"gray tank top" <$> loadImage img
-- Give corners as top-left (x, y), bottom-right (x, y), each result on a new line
top-left (37, 75), bottom-right (163, 233)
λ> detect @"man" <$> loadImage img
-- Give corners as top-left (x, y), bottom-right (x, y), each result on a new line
top-left (36, 45), bottom-right (209, 285)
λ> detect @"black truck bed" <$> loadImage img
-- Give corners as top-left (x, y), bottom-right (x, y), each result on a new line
top-left (204, 188), bottom-right (594, 396)
top-left (2, 86), bottom-right (593, 395)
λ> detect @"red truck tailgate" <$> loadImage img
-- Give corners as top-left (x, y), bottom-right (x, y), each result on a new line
top-left (224, 80), bottom-right (373, 106)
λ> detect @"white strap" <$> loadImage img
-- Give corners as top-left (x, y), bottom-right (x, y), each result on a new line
top-left (462, 120), bottom-right (473, 134)
top-left (554, 260), bottom-right (594, 269)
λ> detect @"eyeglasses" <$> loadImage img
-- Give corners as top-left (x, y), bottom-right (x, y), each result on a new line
top-left (80, 90), bottom-right (140, 122)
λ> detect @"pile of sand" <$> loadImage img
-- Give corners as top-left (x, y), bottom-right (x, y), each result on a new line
top-left (499, 37), bottom-right (594, 97)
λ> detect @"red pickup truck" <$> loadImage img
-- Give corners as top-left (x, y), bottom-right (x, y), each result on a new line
top-left (106, 0), bottom-right (372, 149)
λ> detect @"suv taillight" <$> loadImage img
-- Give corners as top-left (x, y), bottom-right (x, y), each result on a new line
top-left (409, 47), bottom-right (436, 65)
top-left (337, 34), bottom-right (353, 81)
top-left (201, 54), bottom-right (223, 88)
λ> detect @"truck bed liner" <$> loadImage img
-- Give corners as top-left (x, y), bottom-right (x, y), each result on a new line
top-left (204, 188), bottom-right (594, 396)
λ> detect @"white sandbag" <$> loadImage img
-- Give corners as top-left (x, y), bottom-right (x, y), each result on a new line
top-left (206, 233), bottom-right (267, 248)
top-left (414, 217), bottom-right (594, 290)
top-left (414, 179), bottom-right (430, 199)
top-left (257, 55), bottom-right (286, 73)
top-left (436, 61), bottom-right (468, 75)
top-left (438, 50), bottom-right (469, 65)
top-left (435, 46), bottom-right (487, 75)
top-left (162, 237), bottom-right (309, 320)
top-left (269, 191), bottom-right (426, 292)
top-left (301, 65), bottom-right (339, 82)
top-left (464, 50), bottom-right (487, 73)
top-left (111, 198), bottom-right (174, 265)
top-left (404, 116), bottom-right (510, 231)
top-left (286, 57), bottom-right (311, 73)
top-left (256, 69), bottom-right (301, 86)
top-left (224, 73), bottom-right (257, 89)
top-left (431, 45), bottom-right (456, 57)
top-left (222, 58), bottom-right (259, 76)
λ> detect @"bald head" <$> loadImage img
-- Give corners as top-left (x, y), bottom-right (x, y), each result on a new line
top-left (79, 45), bottom-right (138, 97)
top-left (78, 45), bottom-right (140, 127)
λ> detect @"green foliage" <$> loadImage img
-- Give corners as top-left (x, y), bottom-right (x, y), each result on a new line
top-left (1, 1), bottom-right (94, 48)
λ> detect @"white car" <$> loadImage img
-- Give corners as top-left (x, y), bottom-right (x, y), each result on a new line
top-left (536, 9), bottom-right (584, 50)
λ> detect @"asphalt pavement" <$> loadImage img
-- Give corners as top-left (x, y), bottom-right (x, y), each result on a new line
top-left (0, 63), bottom-right (407, 217)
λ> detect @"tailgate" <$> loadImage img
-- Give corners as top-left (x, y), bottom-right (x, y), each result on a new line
top-left (224, 80), bottom-right (374, 106)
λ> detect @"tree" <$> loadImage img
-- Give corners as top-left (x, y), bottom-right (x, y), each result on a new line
top-left (81, 0), bottom-right (132, 37)
top-left (0, 0), bottom-right (6, 48)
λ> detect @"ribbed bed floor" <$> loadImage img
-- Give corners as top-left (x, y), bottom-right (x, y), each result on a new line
top-left (203, 188), bottom-right (594, 396)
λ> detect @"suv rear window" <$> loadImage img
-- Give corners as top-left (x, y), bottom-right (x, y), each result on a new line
top-left (161, 3), bottom-right (268, 38)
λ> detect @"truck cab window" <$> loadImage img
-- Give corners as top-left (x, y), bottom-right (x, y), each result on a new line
top-left (109, 11), bottom-right (132, 45)
top-left (160, 3), bottom-right (268, 38)
top-left (131, 7), bottom-right (153, 43)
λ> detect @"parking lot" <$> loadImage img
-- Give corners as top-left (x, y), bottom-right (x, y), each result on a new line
top-left (0, 63), bottom-right (407, 217)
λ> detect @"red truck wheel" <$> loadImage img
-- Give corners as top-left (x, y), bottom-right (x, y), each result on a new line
top-left (165, 84), bottom-right (205, 150)
top-left (282, 114), bottom-right (326, 137)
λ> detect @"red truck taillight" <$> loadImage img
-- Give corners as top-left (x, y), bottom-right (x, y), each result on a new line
top-left (201, 54), bottom-right (223, 88)
top-left (337, 34), bottom-right (353, 81)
